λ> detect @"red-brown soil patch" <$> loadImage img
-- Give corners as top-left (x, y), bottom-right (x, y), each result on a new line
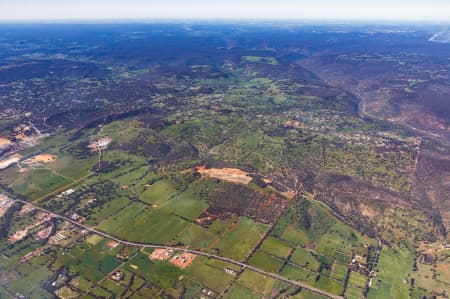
top-left (169, 252), bottom-right (197, 269)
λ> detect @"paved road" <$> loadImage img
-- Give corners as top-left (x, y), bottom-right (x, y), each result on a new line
top-left (13, 199), bottom-right (343, 299)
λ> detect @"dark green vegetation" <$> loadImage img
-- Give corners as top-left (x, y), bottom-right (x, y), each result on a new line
top-left (0, 23), bottom-right (449, 298)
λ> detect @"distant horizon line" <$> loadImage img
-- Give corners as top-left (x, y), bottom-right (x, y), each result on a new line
top-left (0, 18), bottom-right (449, 26)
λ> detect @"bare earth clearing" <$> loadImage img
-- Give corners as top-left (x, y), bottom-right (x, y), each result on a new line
top-left (196, 166), bottom-right (253, 185)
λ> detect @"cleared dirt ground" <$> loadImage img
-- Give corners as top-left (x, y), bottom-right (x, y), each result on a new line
top-left (197, 166), bottom-right (252, 185)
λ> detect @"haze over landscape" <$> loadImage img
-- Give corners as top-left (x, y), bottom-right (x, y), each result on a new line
top-left (1, 0), bottom-right (450, 21)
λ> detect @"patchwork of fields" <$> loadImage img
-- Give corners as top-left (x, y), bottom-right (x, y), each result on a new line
top-left (0, 125), bottom-right (382, 298)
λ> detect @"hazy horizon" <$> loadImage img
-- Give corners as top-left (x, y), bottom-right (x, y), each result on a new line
top-left (1, 0), bottom-right (450, 23)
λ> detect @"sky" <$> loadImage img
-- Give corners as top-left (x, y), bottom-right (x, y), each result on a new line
top-left (0, 0), bottom-right (449, 22)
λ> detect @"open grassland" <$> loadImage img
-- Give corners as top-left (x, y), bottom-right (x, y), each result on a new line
top-left (291, 288), bottom-right (330, 299)
top-left (345, 271), bottom-right (366, 299)
top-left (345, 285), bottom-right (364, 299)
top-left (237, 270), bottom-right (286, 297)
top-left (280, 264), bottom-right (317, 284)
top-left (125, 252), bottom-right (183, 289)
top-left (259, 236), bottom-right (292, 259)
top-left (314, 276), bottom-right (344, 296)
top-left (1, 261), bottom-right (52, 298)
top-left (176, 223), bottom-right (217, 250)
top-left (140, 179), bottom-right (177, 206)
top-left (410, 254), bottom-right (450, 298)
top-left (280, 225), bottom-right (310, 247)
top-left (185, 256), bottom-right (235, 292)
top-left (1, 167), bottom-right (72, 200)
top-left (159, 184), bottom-right (209, 220)
top-left (223, 283), bottom-right (261, 299)
top-left (348, 271), bottom-right (367, 288)
top-left (249, 252), bottom-right (284, 273)
top-left (42, 154), bottom-right (97, 180)
top-left (97, 202), bottom-right (189, 244)
top-left (100, 278), bottom-right (126, 295)
top-left (215, 216), bottom-right (267, 261)
top-left (367, 244), bottom-right (413, 299)
top-left (70, 275), bottom-right (94, 293)
top-left (84, 195), bottom-right (131, 226)
top-left (290, 247), bottom-right (322, 272)
top-left (331, 260), bottom-right (348, 282)
top-left (237, 270), bottom-right (276, 296)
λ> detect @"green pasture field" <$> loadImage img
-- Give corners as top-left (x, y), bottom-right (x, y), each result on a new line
top-left (140, 179), bottom-right (177, 206)
top-left (249, 252), bottom-right (284, 273)
top-left (367, 244), bottom-right (413, 299)
top-left (3, 262), bottom-right (52, 298)
top-left (205, 258), bottom-right (240, 272)
top-left (412, 258), bottom-right (450, 294)
top-left (44, 154), bottom-right (96, 180)
top-left (84, 195), bottom-right (131, 226)
top-left (345, 284), bottom-right (364, 299)
top-left (259, 236), bottom-right (292, 259)
top-left (65, 243), bottom-right (122, 283)
top-left (2, 167), bottom-right (71, 200)
top-left (176, 223), bottom-right (217, 249)
top-left (330, 260), bottom-right (349, 282)
top-left (110, 164), bottom-right (150, 186)
top-left (100, 278), bottom-right (127, 294)
top-left (280, 225), bottom-right (310, 247)
top-left (314, 276), bottom-right (344, 296)
top-left (125, 252), bottom-right (182, 289)
top-left (290, 247), bottom-right (321, 272)
top-left (291, 288), bottom-right (329, 299)
top-left (130, 274), bottom-right (145, 291)
top-left (97, 202), bottom-right (189, 244)
top-left (185, 256), bottom-right (234, 292)
top-left (70, 275), bottom-right (94, 293)
top-left (208, 218), bottom-right (233, 235)
top-left (280, 264), bottom-right (317, 284)
top-left (215, 216), bottom-right (267, 261)
top-left (56, 286), bottom-right (80, 298)
top-left (159, 187), bottom-right (208, 220)
top-left (237, 270), bottom-right (279, 297)
top-left (348, 271), bottom-right (367, 288)
top-left (90, 285), bottom-right (112, 297)
top-left (223, 283), bottom-right (261, 299)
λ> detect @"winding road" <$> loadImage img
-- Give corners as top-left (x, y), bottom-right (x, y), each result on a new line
top-left (12, 198), bottom-right (344, 299)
